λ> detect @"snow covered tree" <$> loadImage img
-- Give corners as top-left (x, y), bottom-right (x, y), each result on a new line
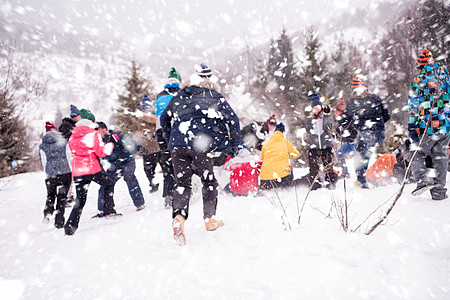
top-left (299, 27), bottom-right (329, 100)
top-left (0, 47), bottom-right (46, 178)
top-left (328, 39), bottom-right (362, 104)
top-left (114, 59), bottom-right (154, 135)
top-left (252, 28), bottom-right (301, 121)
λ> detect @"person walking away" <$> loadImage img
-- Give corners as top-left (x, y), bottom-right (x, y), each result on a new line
top-left (96, 122), bottom-right (147, 216)
top-left (408, 49), bottom-right (450, 200)
top-left (160, 63), bottom-right (241, 245)
top-left (344, 76), bottom-right (391, 189)
top-left (259, 122), bottom-right (300, 189)
top-left (154, 68), bottom-right (182, 208)
top-left (64, 109), bottom-right (121, 236)
top-left (39, 121), bottom-right (72, 228)
top-left (136, 94), bottom-right (162, 194)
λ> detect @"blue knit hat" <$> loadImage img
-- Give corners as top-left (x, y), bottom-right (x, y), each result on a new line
top-left (70, 104), bottom-right (80, 118)
top-left (310, 92), bottom-right (322, 107)
top-left (141, 94), bottom-right (152, 112)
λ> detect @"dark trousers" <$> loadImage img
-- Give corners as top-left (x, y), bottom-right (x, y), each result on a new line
top-left (260, 173), bottom-right (293, 190)
top-left (143, 152), bottom-right (161, 186)
top-left (44, 173), bottom-right (72, 227)
top-left (64, 170), bottom-right (116, 235)
top-left (98, 160), bottom-right (144, 211)
top-left (156, 129), bottom-right (177, 198)
top-left (307, 148), bottom-right (338, 188)
top-left (170, 148), bottom-right (218, 220)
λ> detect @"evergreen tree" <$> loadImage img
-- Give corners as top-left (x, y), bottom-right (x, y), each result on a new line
top-left (114, 59), bottom-right (153, 135)
top-left (252, 28), bottom-right (300, 120)
top-left (329, 39), bottom-right (363, 105)
top-left (299, 27), bottom-right (329, 100)
top-left (0, 47), bottom-right (46, 178)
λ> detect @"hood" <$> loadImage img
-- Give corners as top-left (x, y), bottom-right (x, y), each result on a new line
top-left (180, 74), bottom-right (221, 93)
top-left (71, 119), bottom-right (96, 138)
top-left (42, 130), bottom-right (62, 144)
top-left (270, 131), bottom-right (285, 142)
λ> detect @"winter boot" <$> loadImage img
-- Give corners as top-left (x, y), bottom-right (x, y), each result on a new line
top-left (150, 183), bottom-right (159, 193)
top-left (136, 204), bottom-right (145, 211)
top-left (355, 180), bottom-right (369, 189)
top-left (204, 218), bottom-right (224, 231)
top-left (411, 183), bottom-right (437, 196)
top-left (42, 214), bottom-right (51, 224)
top-left (104, 212), bottom-right (123, 219)
top-left (172, 215), bottom-right (186, 246)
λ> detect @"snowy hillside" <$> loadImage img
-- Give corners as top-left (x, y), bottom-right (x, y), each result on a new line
top-left (1, 159), bottom-right (450, 300)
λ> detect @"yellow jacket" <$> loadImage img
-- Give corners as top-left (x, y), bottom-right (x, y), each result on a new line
top-left (260, 131), bottom-right (300, 180)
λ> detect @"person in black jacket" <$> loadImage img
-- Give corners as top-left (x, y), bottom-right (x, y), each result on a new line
top-left (160, 63), bottom-right (241, 245)
top-left (241, 114), bottom-right (277, 150)
top-left (58, 104), bottom-right (81, 206)
top-left (343, 76), bottom-right (390, 189)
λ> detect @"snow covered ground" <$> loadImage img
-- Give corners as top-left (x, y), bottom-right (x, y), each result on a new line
top-left (1, 159), bottom-right (450, 300)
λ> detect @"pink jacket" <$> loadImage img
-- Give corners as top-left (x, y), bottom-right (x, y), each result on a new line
top-left (68, 119), bottom-right (114, 177)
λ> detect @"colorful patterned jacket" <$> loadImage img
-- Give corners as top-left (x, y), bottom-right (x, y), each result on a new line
top-left (408, 63), bottom-right (450, 136)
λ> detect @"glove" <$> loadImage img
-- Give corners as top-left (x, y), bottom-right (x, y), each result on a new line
top-left (275, 122), bottom-right (285, 133)
top-left (408, 129), bottom-right (420, 143)
top-left (137, 145), bottom-right (148, 155)
top-left (112, 134), bottom-right (119, 143)
top-left (228, 146), bottom-right (240, 158)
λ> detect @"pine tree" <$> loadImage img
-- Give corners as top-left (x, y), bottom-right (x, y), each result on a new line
top-left (0, 48), bottom-right (46, 178)
top-left (114, 59), bottom-right (153, 135)
top-left (252, 28), bottom-right (300, 120)
top-left (329, 39), bottom-right (362, 105)
top-left (299, 27), bottom-right (329, 100)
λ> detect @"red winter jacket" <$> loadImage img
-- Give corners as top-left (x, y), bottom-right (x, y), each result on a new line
top-left (68, 119), bottom-right (114, 177)
top-left (224, 148), bottom-right (262, 195)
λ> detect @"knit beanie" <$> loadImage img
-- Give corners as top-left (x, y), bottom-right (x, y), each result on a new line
top-left (164, 78), bottom-right (181, 89)
top-left (416, 49), bottom-right (434, 66)
top-left (141, 94), bottom-right (152, 112)
top-left (80, 109), bottom-right (95, 123)
top-left (266, 114), bottom-right (277, 126)
top-left (334, 97), bottom-right (346, 113)
top-left (275, 122), bottom-right (285, 133)
top-left (70, 104), bottom-right (81, 118)
top-left (97, 121), bottom-right (107, 129)
top-left (45, 121), bottom-right (56, 132)
top-left (196, 63), bottom-right (212, 78)
top-left (351, 76), bottom-right (365, 90)
top-left (310, 92), bottom-right (322, 107)
top-left (168, 67), bottom-right (182, 82)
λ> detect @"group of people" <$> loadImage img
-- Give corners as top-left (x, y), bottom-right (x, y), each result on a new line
top-left (39, 48), bottom-right (450, 244)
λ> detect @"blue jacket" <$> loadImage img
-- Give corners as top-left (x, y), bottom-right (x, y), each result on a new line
top-left (344, 91), bottom-right (390, 133)
top-left (160, 78), bottom-right (241, 154)
top-left (39, 131), bottom-right (72, 176)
